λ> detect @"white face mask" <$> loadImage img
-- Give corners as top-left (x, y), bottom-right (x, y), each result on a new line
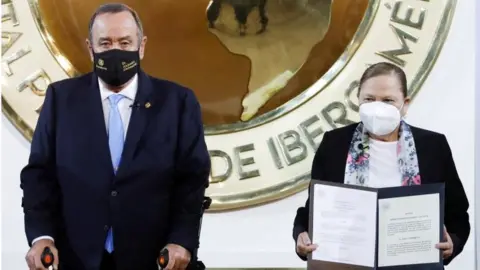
top-left (359, 101), bottom-right (402, 136)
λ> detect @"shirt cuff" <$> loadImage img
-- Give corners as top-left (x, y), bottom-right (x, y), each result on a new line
top-left (32, 236), bottom-right (54, 245)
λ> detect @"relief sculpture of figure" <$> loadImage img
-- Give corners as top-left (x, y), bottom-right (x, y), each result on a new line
top-left (207, 0), bottom-right (268, 35)
top-left (206, 0), bottom-right (332, 121)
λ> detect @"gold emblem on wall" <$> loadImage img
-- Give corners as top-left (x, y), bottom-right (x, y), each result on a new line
top-left (2, 0), bottom-right (456, 210)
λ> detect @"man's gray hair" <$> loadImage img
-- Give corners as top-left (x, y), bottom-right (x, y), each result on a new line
top-left (88, 3), bottom-right (144, 43)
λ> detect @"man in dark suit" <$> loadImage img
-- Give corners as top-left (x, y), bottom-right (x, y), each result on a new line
top-left (21, 3), bottom-right (210, 270)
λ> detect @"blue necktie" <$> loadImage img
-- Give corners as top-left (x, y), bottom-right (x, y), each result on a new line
top-left (105, 94), bottom-right (125, 253)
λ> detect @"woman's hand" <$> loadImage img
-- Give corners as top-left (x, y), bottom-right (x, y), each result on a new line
top-left (435, 226), bottom-right (454, 259)
top-left (296, 232), bottom-right (318, 257)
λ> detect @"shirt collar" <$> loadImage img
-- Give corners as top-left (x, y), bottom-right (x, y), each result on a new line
top-left (99, 74), bottom-right (138, 101)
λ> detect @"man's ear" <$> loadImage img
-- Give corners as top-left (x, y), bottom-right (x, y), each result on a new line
top-left (86, 39), bottom-right (94, 62)
top-left (139, 36), bottom-right (147, 60)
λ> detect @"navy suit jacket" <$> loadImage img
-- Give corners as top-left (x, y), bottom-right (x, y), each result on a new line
top-left (20, 70), bottom-right (211, 270)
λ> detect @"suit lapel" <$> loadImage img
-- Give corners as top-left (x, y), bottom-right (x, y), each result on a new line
top-left (118, 70), bottom-right (154, 174)
top-left (410, 127), bottom-right (431, 184)
top-left (330, 126), bottom-right (355, 184)
top-left (77, 74), bottom-right (113, 171)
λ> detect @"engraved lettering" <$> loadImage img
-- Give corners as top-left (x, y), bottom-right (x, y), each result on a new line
top-left (17, 69), bottom-right (51, 96)
top-left (2, 0), bottom-right (19, 26)
top-left (322, 102), bottom-right (355, 129)
top-left (277, 130), bottom-right (308, 165)
top-left (2, 31), bottom-right (22, 55)
top-left (2, 47), bottom-right (31, 76)
top-left (344, 80), bottom-right (360, 112)
top-left (375, 25), bottom-right (418, 67)
top-left (267, 138), bottom-right (283, 169)
top-left (233, 144), bottom-right (260, 180)
top-left (390, 1), bottom-right (426, 30)
top-left (209, 150), bottom-right (232, 184)
top-left (298, 116), bottom-right (324, 151)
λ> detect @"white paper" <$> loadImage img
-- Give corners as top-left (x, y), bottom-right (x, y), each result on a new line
top-left (378, 194), bottom-right (440, 267)
top-left (311, 184), bottom-right (377, 267)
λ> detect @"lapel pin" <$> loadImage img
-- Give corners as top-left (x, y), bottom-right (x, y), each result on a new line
top-left (145, 102), bottom-right (151, 109)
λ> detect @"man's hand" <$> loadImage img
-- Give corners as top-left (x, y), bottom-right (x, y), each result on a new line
top-left (435, 226), bottom-right (454, 259)
top-left (296, 231), bottom-right (318, 257)
top-left (25, 239), bottom-right (58, 270)
top-left (161, 243), bottom-right (191, 270)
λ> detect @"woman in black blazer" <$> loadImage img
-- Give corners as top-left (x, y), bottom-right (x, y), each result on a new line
top-left (292, 62), bottom-right (470, 266)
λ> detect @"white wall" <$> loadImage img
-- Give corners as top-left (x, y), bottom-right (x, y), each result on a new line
top-left (1, 0), bottom-right (477, 269)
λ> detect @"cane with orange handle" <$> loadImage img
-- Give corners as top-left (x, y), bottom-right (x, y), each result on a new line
top-left (158, 249), bottom-right (169, 269)
top-left (157, 196), bottom-right (211, 270)
top-left (41, 247), bottom-right (55, 269)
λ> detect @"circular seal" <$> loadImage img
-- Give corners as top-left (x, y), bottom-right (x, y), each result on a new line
top-left (1, 0), bottom-right (456, 210)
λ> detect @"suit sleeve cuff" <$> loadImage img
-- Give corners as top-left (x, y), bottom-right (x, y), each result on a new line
top-left (167, 230), bottom-right (198, 256)
top-left (443, 233), bottom-right (462, 265)
top-left (293, 225), bottom-right (308, 261)
top-left (293, 225), bottom-right (306, 242)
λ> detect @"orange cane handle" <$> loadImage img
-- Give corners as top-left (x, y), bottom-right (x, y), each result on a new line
top-left (158, 249), bottom-right (169, 269)
top-left (41, 247), bottom-right (54, 268)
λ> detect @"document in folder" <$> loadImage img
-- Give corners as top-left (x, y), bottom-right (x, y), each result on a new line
top-left (307, 180), bottom-right (445, 270)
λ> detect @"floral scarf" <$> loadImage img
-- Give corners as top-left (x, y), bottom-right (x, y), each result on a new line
top-left (344, 121), bottom-right (421, 187)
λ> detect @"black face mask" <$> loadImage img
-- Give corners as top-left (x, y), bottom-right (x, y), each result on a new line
top-left (93, 49), bottom-right (140, 87)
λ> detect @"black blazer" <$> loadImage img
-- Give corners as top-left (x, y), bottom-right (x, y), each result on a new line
top-left (292, 123), bottom-right (470, 266)
top-left (20, 71), bottom-right (211, 270)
